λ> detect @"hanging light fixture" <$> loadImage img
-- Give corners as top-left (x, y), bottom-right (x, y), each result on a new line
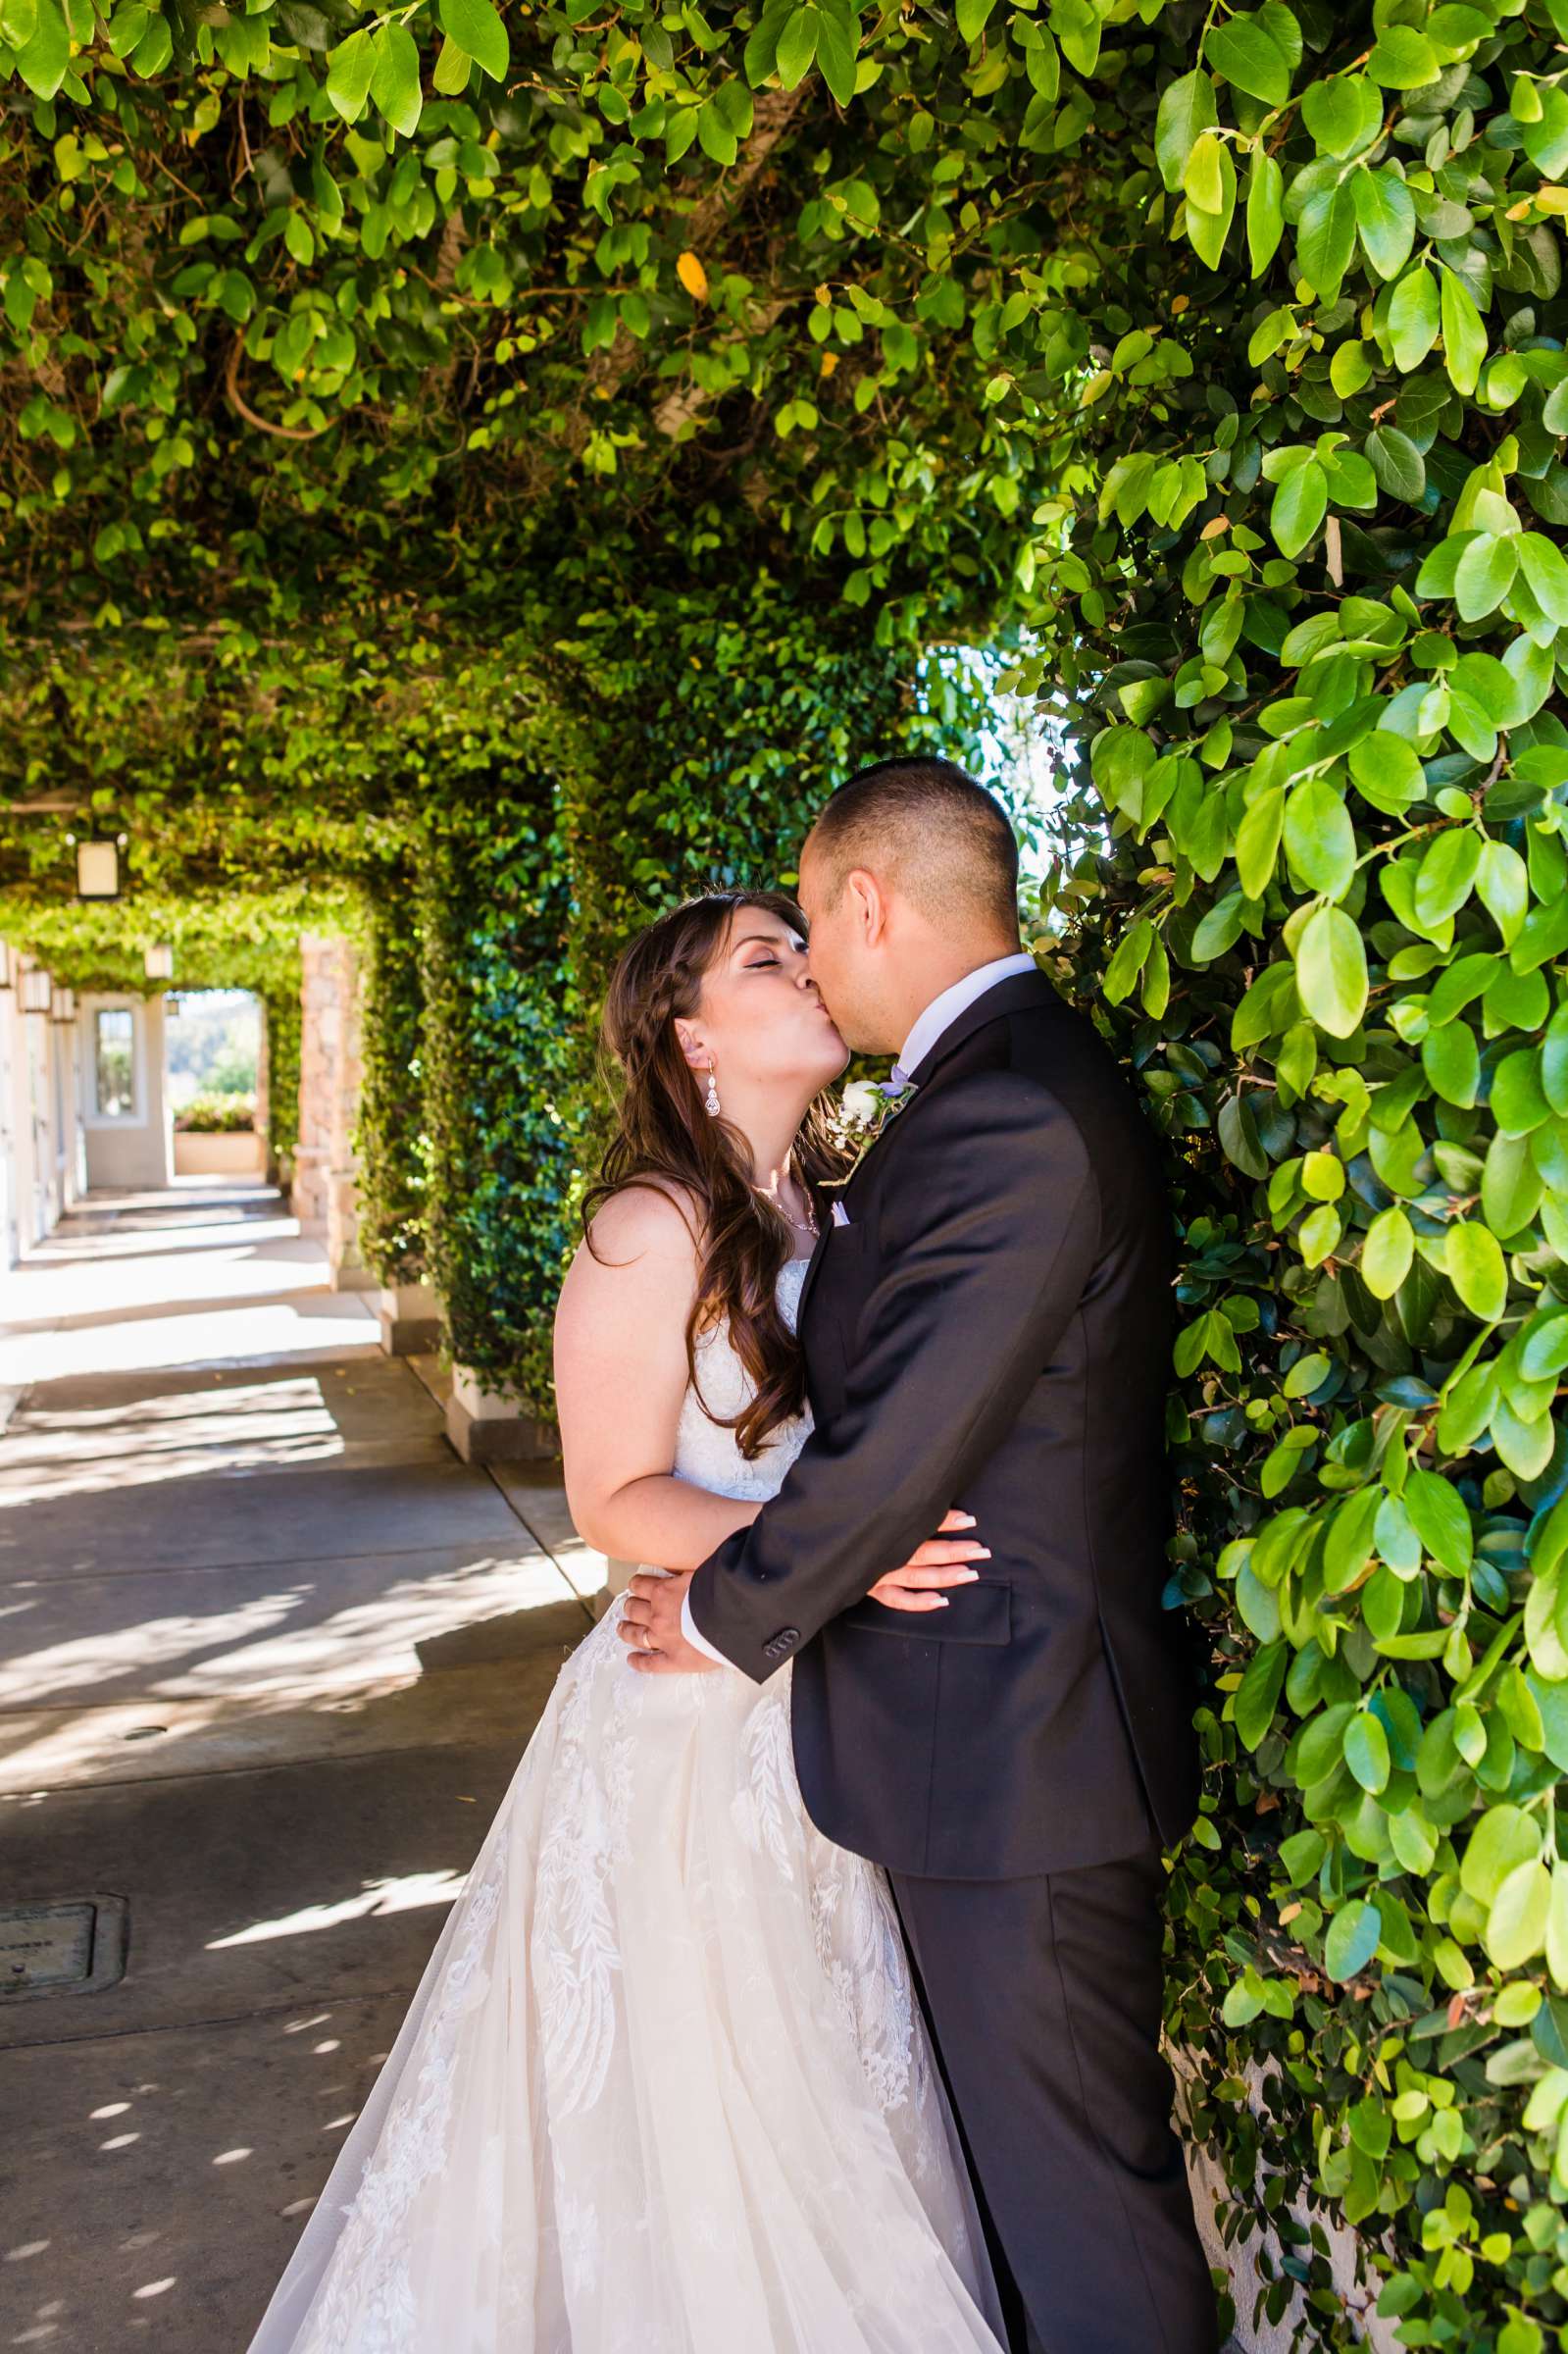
top-left (73, 839), bottom-right (121, 899)
top-left (21, 963), bottom-right (52, 1015)
top-left (143, 943), bottom-right (174, 980)
top-left (49, 984), bottom-right (76, 1024)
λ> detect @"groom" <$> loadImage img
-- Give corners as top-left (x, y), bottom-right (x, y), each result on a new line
top-left (620, 756), bottom-right (1217, 2354)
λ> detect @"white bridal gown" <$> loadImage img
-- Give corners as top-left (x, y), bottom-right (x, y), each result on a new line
top-left (246, 1257), bottom-right (1004, 2354)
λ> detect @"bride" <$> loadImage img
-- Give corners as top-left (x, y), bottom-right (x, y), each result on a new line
top-left (245, 890), bottom-right (1005, 2354)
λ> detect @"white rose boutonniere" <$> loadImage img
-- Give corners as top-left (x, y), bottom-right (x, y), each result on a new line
top-left (839, 1078), bottom-right (884, 1131)
top-left (825, 1070), bottom-right (917, 1190)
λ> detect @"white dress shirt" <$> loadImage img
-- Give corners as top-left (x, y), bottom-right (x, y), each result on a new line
top-left (680, 950), bottom-right (1038, 1666)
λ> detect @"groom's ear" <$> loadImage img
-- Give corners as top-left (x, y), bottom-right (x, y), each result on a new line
top-left (845, 867), bottom-right (888, 945)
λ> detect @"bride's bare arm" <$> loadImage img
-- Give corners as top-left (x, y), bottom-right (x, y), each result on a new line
top-left (554, 1185), bottom-right (762, 1569)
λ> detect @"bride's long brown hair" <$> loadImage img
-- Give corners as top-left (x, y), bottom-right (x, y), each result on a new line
top-left (584, 892), bottom-right (848, 1457)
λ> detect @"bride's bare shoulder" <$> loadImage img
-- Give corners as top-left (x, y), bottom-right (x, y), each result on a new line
top-left (556, 1181), bottom-right (701, 1350)
top-left (580, 1179), bottom-right (702, 1270)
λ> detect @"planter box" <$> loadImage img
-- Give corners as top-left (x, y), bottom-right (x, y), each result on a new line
top-left (445, 1364), bottom-right (557, 1464)
top-left (378, 1281), bottom-right (442, 1354)
top-left (173, 1130), bottom-right (266, 1176)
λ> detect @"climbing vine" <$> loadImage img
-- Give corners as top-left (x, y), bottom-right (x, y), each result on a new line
top-left (1010, 2), bottom-right (1568, 2346)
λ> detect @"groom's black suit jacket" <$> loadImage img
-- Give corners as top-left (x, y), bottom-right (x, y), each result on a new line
top-left (686, 967), bottom-right (1202, 1880)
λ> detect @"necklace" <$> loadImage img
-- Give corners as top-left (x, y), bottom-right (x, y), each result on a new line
top-left (755, 1176), bottom-right (819, 1244)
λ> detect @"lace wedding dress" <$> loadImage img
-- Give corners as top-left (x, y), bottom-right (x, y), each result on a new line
top-left (246, 1258), bottom-right (1004, 2354)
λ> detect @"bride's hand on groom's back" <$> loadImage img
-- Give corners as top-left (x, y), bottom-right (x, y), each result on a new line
top-left (866, 1511), bottom-right (989, 1613)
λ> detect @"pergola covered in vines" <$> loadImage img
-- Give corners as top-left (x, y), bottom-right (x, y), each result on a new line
top-left (8, 0), bottom-right (1568, 2346)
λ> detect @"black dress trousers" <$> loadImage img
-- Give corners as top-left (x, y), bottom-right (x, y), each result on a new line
top-left (889, 1851), bottom-right (1220, 2354)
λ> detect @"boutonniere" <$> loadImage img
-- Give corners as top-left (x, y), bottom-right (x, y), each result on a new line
top-left (823, 1070), bottom-right (917, 1190)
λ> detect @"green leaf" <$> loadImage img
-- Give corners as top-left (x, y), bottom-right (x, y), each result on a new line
top-left (1295, 903), bottom-right (1368, 1039)
top-left (1297, 182), bottom-right (1357, 302)
top-left (1522, 83), bottom-right (1568, 179)
top-left (1447, 1218), bottom-right (1508, 1320)
top-left (1218, 1088), bottom-right (1270, 1179)
top-left (1423, 1019), bottom-right (1481, 1107)
top-left (1415, 828), bottom-right (1483, 925)
top-left (1155, 69), bottom-right (1217, 194)
top-left (1388, 265), bottom-right (1441, 373)
top-left (1185, 139), bottom-right (1237, 270)
top-left (1494, 1049), bottom-right (1550, 1137)
top-left (1284, 776), bottom-right (1356, 898)
top-left (1235, 1636), bottom-right (1289, 1749)
top-left (1236, 784), bottom-right (1285, 900)
top-left (13, 0), bottom-right (68, 96)
top-left (1461, 1803), bottom-right (1541, 1906)
top-left (1477, 841), bottom-right (1530, 947)
top-left (776, 5), bottom-right (819, 87)
top-left (1362, 1205), bottom-right (1414, 1298)
top-left (1489, 1858), bottom-right (1553, 1970)
top-left (1245, 148), bottom-right (1285, 277)
top-left (1271, 458), bottom-right (1327, 559)
top-left (1546, 1867), bottom-right (1568, 1996)
top-left (1517, 533), bottom-right (1568, 626)
top-left (1349, 730), bottom-right (1424, 812)
top-left (1205, 13), bottom-right (1290, 107)
top-left (1484, 1131), bottom-right (1544, 1237)
top-left (1324, 1485), bottom-right (1381, 1589)
top-left (1543, 1004), bottom-right (1568, 1116)
top-left (1301, 73), bottom-right (1380, 158)
top-left (815, 0), bottom-right (857, 106)
top-left (1406, 1466), bottom-right (1474, 1574)
top-left (369, 21), bottom-right (423, 136)
top-left (1365, 426), bottom-right (1425, 504)
top-left (325, 26), bottom-right (376, 120)
top-left (1325, 1897), bottom-right (1381, 1981)
top-left (437, 0), bottom-right (508, 78)
top-left (1368, 23), bottom-right (1442, 88)
top-left (1352, 168), bottom-right (1416, 281)
top-left (1345, 1709), bottom-right (1391, 1794)
top-left (1441, 266), bottom-right (1488, 398)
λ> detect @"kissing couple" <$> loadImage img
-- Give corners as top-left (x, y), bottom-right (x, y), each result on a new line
top-left (247, 757), bottom-right (1218, 2354)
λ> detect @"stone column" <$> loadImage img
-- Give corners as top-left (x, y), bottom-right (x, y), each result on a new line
top-left (292, 934), bottom-right (374, 1291)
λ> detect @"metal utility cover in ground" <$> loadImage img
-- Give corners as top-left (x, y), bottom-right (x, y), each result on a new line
top-left (0, 1894), bottom-right (127, 2001)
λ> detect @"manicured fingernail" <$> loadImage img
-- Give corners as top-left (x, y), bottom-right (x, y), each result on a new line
top-left (956, 1513), bottom-right (977, 1527)
top-left (936, 1598), bottom-right (950, 1607)
top-left (958, 1570), bottom-right (980, 1581)
top-left (977, 1548), bottom-right (991, 1560)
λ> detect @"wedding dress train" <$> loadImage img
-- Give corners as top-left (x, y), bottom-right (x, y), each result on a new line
top-left (245, 1256), bottom-right (1004, 2353)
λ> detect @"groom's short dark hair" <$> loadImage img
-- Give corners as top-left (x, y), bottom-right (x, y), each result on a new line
top-left (808, 756), bottom-right (1020, 933)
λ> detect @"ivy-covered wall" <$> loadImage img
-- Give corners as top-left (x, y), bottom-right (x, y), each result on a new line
top-left (1007, 5), bottom-right (1568, 2348)
top-left (354, 888), bottom-right (429, 1288)
top-left (417, 774), bottom-right (581, 1408)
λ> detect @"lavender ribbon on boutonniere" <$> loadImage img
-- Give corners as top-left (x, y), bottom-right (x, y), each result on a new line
top-left (823, 1065), bottom-right (917, 1192)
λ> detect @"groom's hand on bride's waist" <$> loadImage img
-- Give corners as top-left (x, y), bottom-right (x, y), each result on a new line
top-left (619, 1568), bottom-right (719, 1675)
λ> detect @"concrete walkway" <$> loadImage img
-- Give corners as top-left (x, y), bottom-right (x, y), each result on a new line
top-left (0, 1184), bottom-right (602, 2350)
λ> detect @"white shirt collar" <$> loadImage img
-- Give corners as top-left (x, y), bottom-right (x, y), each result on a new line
top-left (896, 951), bottom-right (1038, 1082)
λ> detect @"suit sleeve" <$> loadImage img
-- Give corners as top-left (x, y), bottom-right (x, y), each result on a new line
top-left (685, 1070), bottom-right (1099, 1682)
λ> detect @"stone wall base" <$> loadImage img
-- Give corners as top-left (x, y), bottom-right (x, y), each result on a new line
top-left (445, 1364), bottom-right (557, 1464)
top-left (1174, 2052), bottom-right (1392, 2353)
top-left (379, 1280), bottom-right (442, 1355)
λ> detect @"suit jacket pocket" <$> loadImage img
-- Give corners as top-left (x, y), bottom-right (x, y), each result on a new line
top-left (835, 1578), bottom-right (1012, 1647)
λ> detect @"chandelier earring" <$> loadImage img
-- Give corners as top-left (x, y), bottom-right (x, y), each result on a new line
top-left (704, 1061), bottom-right (721, 1117)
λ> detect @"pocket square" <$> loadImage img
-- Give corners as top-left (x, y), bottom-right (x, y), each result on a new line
top-left (832, 1201), bottom-right (850, 1227)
